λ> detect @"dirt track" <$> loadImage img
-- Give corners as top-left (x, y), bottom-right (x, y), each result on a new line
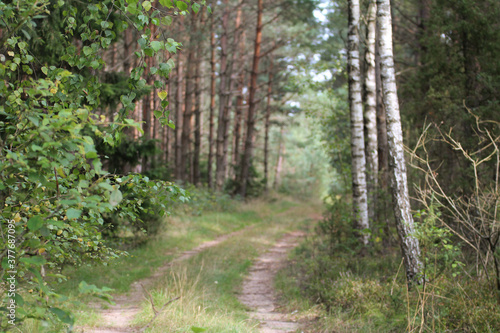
top-left (81, 227), bottom-right (306, 332)
top-left (238, 231), bottom-right (305, 333)
top-left (81, 228), bottom-right (250, 333)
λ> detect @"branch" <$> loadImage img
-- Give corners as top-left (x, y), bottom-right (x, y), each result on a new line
top-left (138, 283), bottom-right (180, 333)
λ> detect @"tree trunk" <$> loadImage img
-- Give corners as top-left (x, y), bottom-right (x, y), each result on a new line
top-left (123, 28), bottom-right (132, 74)
top-left (231, 28), bottom-right (247, 182)
top-left (193, 44), bottom-right (204, 186)
top-left (273, 127), bottom-right (285, 189)
top-left (376, 29), bottom-right (392, 247)
top-left (208, 19), bottom-right (216, 189)
top-left (377, 0), bottom-right (422, 284)
top-left (264, 57), bottom-right (274, 189)
top-left (181, 14), bottom-right (198, 183)
top-left (240, 0), bottom-right (263, 197)
top-left (175, 55), bottom-right (184, 180)
top-left (215, 0), bottom-right (231, 191)
top-left (141, 50), bottom-right (154, 172)
top-left (348, 0), bottom-right (370, 245)
top-left (364, 0), bottom-right (378, 224)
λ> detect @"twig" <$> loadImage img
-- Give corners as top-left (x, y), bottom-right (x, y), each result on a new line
top-left (138, 284), bottom-right (179, 333)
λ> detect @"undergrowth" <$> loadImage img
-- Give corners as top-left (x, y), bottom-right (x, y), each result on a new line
top-left (276, 199), bottom-right (500, 333)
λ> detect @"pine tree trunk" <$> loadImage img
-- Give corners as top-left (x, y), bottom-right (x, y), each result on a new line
top-left (231, 28), bottom-right (247, 182)
top-left (208, 20), bottom-right (216, 189)
top-left (215, 1), bottom-right (231, 191)
top-left (348, 0), bottom-right (370, 245)
top-left (273, 127), bottom-right (285, 189)
top-left (240, 0), bottom-right (263, 197)
top-left (175, 56), bottom-right (184, 180)
top-left (377, 0), bottom-right (422, 284)
top-left (181, 14), bottom-right (198, 183)
top-left (193, 40), bottom-right (204, 186)
top-left (264, 57), bottom-right (274, 189)
top-left (123, 28), bottom-right (132, 74)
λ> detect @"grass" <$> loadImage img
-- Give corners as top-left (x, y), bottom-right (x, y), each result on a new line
top-left (130, 197), bottom-right (320, 332)
top-left (274, 233), bottom-right (500, 333)
top-left (18, 193), bottom-right (320, 332)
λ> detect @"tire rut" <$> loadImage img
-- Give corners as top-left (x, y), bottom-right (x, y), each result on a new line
top-left (79, 227), bottom-right (251, 333)
top-left (239, 231), bottom-right (305, 333)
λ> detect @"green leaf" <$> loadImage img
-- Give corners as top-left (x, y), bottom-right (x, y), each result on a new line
top-left (161, 16), bottom-right (173, 26)
top-left (192, 3), bottom-right (200, 13)
top-left (109, 189), bottom-right (123, 207)
top-left (157, 90), bottom-right (168, 100)
top-left (27, 216), bottom-right (44, 231)
top-left (150, 40), bottom-right (163, 52)
top-left (142, 0), bottom-right (152, 11)
top-left (159, 0), bottom-right (173, 8)
top-left (176, 1), bottom-right (188, 11)
top-left (66, 208), bottom-right (82, 220)
top-left (127, 3), bottom-right (138, 14)
top-left (49, 307), bottom-right (74, 326)
top-left (20, 256), bottom-right (46, 266)
top-left (191, 327), bottom-right (207, 333)
top-left (98, 182), bottom-right (114, 191)
top-left (86, 151), bottom-right (98, 159)
top-left (154, 110), bottom-right (163, 119)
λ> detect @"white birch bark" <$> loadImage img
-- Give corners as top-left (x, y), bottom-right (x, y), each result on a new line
top-left (377, 0), bottom-right (422, 283)
top-left (364, 0), bottom-right (378, 222)
top-left (348, 0), bottom-right (370, 245)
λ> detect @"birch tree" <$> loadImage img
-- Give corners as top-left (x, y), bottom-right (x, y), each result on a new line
top-left (348, 0), bottom-right (370, 245)
top-left (377, 0), bottom-right (422, 283)
top-left (363, 0), bottom-right (378, 222)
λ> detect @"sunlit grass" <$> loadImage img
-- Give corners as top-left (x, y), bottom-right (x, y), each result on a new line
top-left (50, 192), bottom-right (322, 331)
top-left (132, 200), bottom-right (319, 332)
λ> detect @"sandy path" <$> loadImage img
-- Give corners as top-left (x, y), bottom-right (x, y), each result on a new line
top-left (80, 228), bottom-right (250, 333)
top-left (239, 231), bottom-right (305, 333)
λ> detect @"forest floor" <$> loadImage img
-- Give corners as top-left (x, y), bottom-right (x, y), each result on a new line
top-left (69, 196), bottom-right (322, 333)
top-left (83, 228), bottom-right (252, 333)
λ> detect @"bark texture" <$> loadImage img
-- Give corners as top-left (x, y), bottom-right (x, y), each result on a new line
top-left (264, 57), bottom-right (274, 188)
top-left (215, 1), bottom-right (231, 191)
top-left (207, 19), bottom-right (216, 189)
top-left (240, 0), bottom-right (263, 197)
top-left (377, 0), bottom-right (422, 283)
top-left (363, 0), bottom-right (378, 223)
top-left (174, 56), bottom-right (184, 180)
top-left (348, 0), bottom-right (370, 245)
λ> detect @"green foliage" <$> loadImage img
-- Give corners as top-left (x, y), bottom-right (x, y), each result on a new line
top-left (278, 195), bottom-right (500, 332)
top-left (175, 185), bottom-right (235, 216)
top-left (226, 163), bottom-right (266, 198)
top-left (0, 0), bottom-right (200, 329)
top-left (414, 202), bottom-right (463, 281)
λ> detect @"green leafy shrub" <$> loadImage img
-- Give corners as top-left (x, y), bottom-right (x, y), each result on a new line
top-left (176, 185), bottom-right (235, 216)
top-left (0, 0), bottom-right (196, 330)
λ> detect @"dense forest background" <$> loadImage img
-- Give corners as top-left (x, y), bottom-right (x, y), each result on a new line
top-left (0, 0), bottom-right (499, 331)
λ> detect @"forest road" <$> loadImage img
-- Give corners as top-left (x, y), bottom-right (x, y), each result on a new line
top-left (80, 227), bottom-right (253, 333)
top-left (238, 231), bottom-right (305, 333)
